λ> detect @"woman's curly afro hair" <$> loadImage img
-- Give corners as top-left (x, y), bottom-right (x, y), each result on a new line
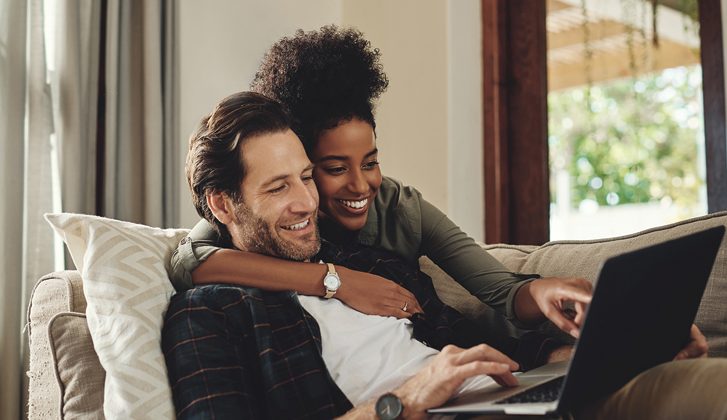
top-left (250, 25), bottom-right (389, 152)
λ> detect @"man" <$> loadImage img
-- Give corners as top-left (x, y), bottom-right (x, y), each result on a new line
top-left (163, 91), bottom-right (726, 419)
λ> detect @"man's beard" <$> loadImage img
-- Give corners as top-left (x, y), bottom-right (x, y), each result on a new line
top-left (231, 201), bottom-right (321, 261)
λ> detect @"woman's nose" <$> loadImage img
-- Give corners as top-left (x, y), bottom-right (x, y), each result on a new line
top-left (347, 170), bottom-right (369, 195)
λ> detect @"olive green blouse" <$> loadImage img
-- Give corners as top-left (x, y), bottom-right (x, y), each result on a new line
top-left (169, 176), bottom-right (537, 321)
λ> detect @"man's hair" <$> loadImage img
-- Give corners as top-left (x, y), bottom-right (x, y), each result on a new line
top-left (250, 25), bottom-right (389, 153)
top-left (186, 91), bottom-right (291, 240)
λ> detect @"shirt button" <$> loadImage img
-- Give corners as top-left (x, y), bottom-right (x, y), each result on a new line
top-left (179, 237), bottom-right (189, 245)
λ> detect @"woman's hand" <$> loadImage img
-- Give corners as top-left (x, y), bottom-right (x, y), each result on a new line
top-left (674, 324), bottom-right (708, 360)
top-left (335, 266), bottom-right (423, 318)
top-left (515, 277), bottom-right (593, 338)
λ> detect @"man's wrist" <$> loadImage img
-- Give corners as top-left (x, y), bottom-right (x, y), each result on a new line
top-left (394, 388), bottom-right (425, 419)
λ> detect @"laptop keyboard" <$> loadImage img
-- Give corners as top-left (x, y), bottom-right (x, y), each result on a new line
top-left (494, 376), bottom-right (565, 404)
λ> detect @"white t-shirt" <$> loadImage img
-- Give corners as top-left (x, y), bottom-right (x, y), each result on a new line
top-left (297, 295), bottom-right (496, 405)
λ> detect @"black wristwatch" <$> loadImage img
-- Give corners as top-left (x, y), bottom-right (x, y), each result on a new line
top-left (375, 393), bottom-right (403, 420)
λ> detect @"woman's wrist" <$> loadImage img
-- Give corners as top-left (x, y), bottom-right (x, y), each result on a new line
top-left (331, 265), bottom-right (350, 301)
top-left (513, 280), bottom-right (545, 324)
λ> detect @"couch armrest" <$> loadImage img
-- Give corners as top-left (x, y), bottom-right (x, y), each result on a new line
top-left (27, 271), bottom-right (86, 420)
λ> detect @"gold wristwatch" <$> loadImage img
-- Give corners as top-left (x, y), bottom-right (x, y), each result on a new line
top-left (322, 263), bottom-right (341, 298)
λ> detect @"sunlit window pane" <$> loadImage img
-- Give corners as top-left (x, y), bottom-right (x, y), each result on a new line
top-left (547, 0), bottom-right (707, 240)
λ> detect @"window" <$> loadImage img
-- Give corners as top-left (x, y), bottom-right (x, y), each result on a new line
top-left (482, 0), bottom-right (726, 245)
top-left (547, 0), bottom-right (707, 239)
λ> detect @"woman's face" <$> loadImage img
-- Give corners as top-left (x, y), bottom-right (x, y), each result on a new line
top-left (310, 118), bottom-right (382, 231)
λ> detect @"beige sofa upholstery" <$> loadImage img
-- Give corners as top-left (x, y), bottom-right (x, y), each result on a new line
top-left (27, 271), bottom-right (104, 419)
top-left (27, 211), bottom-right (727, 419)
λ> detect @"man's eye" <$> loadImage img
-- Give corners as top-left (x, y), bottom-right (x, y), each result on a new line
top-left (302, 175), bottom-right (314, 183)
top-left (269, 185), bottom-right (286, 194)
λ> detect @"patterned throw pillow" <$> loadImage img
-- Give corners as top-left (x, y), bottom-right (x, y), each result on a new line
top-left (45, 213), bottom-right (188, 419)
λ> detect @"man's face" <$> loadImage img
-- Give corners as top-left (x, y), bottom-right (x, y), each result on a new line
top-left (227, 129), bottom-right (320, 261)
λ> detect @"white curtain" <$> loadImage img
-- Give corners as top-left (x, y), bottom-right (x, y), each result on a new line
top-left (0, 0), bottom-right (176, 417)
top-left (53, 0), bottom-right (177, 225)
top-left (104, 0), bottom-right (177, 227)
top-left (1, 0), bottom-right (56, 418)
top-left (52, 0), bottom-right (101, 217)
top-left (0, 0), bottom-right (29, 417)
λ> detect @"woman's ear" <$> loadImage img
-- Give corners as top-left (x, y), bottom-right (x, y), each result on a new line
top-left (206, 191), bottom-right (235, 225)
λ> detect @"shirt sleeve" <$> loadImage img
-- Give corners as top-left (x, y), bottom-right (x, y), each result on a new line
top-left (418, 198), bottom-right (540, 322)
top-left (168, 219), bottom-right (225, 292)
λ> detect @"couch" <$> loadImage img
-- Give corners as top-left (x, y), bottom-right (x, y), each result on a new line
top-left (27, 211), bottom-right (727, 419)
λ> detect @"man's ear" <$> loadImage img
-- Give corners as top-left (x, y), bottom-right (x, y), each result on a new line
top-left (206, 191), bottom-right (235, 225)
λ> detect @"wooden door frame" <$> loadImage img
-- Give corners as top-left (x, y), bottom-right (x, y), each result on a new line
top-left (482, 0), bottom-right (727, 245)
top-left (700, 0), bottom-right (727, 213)
top-left (482, 0), bottom-right (549, 245)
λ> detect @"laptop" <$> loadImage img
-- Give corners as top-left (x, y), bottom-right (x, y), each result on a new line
top-left (428, 226), bottom-right (725, 416)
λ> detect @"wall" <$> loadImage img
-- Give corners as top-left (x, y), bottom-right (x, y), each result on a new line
top-left (177, 0), bottom-right (342, 226)
top-left (176, 0), bottom-right (485, 241)
top-left (341, 0), bottom-right (449, 213)
top-left (446, 0), bottom-right (484, 241)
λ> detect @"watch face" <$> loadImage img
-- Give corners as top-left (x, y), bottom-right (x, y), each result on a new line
top-left (375, 393), bottom-right (402, 420)
top-left (324, 274), bottom-right (340, 290)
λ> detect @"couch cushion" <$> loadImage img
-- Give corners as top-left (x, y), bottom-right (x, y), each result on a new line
top-left (483, 211), bottom-right (727, 357)
top-left (48, 312), bottom-right (104, 418)
top-left (45, 213), bottom-right (188, 419)
top-left (27, 271), bottom-right (86, 420)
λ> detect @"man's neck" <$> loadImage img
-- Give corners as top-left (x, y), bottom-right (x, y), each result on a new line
top-left (319, 218), bottom-right (359, 248)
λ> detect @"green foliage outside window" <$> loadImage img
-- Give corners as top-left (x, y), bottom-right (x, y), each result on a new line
top-left (548, 66), bottom-right (704, 213)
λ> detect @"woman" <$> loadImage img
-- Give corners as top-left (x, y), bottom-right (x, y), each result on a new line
top-left (170, 25), bottom-right (591, 337)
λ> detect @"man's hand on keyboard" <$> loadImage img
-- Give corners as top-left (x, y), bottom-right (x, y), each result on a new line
top-left (393, 344), bottom-right (519, 419)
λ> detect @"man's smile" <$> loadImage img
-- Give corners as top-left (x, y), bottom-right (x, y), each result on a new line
top-left (281, 218), bottom-right (312, 231)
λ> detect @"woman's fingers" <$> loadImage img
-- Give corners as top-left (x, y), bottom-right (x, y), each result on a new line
top-left (384, 286), bottom-right (423, 316)
top-left (532, 277), bottom-right (594, 337)
top-left (555, 286), bottom-right (592, 305)
top-left (544, 306), bottom-right (581, 338)
top-left (396, 290), bottom-right (423, 313)
top-left (339, 270), bottom-right (426, 318)
top-left (675, 324), bottom-right (709, 360)
top-left (574, 301), bottom-right (587, 326)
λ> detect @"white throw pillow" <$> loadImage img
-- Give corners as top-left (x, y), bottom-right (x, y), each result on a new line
top-left (45, 213), bottom-right (189, 420)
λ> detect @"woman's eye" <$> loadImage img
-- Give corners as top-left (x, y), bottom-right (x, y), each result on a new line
top-left (325, 167), bottom-right (346, 175)
top-left (363, 160), bottom-right (380, 170)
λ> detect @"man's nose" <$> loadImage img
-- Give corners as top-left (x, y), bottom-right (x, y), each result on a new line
top-left (290, 181), bottom-right (318, 214)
